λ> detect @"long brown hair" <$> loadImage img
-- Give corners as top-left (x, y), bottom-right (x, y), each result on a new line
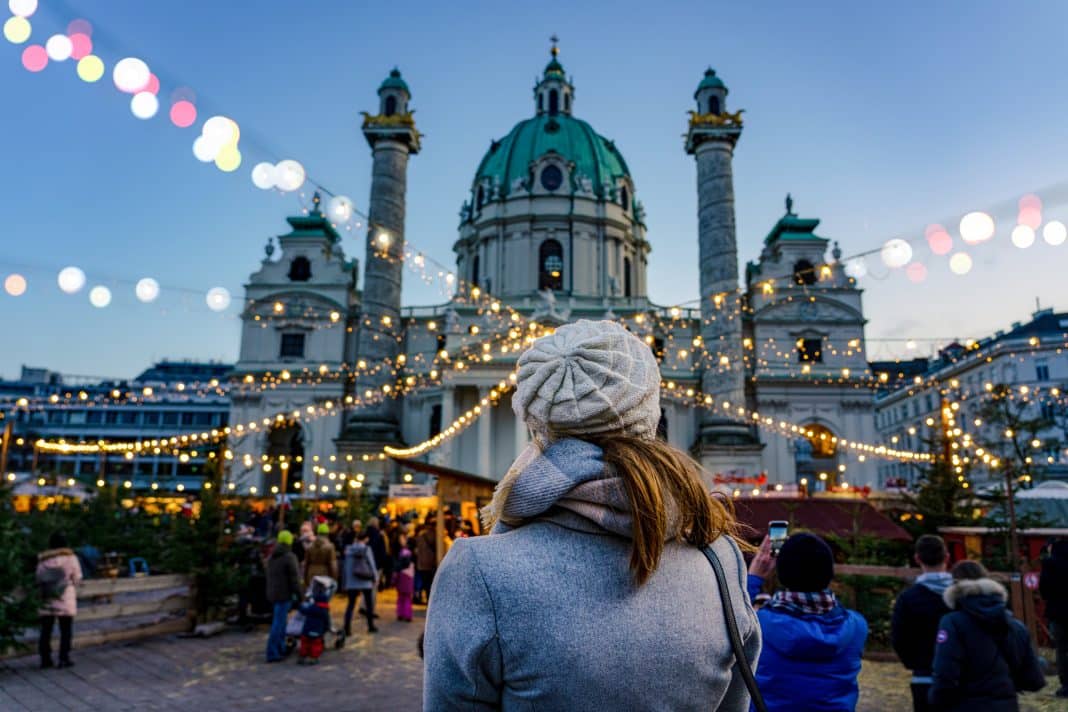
top-left (581, 433), bottom-right (748, 586)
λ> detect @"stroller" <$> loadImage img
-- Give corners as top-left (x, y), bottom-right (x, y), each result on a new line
top-left (285, 575), bottom-right (346, 653)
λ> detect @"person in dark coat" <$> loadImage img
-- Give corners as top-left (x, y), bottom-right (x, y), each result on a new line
top-left (365, 517), bottom-right (390, 591)
top-left (929, 560), bottom-right (1046, 711)
top-left (264, 530), bottom-right (301, 663)
top-left (892, 534), bottom-right (953, 711)
top-left (297, 589), bottom-right (332, 665)
top-left (1040, 539), bottom-right (1068, 697)
top-left (747, 532), bottom-right (867, 711)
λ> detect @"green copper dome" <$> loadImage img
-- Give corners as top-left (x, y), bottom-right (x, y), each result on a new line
top-left (694, 68), bottom-right (726, 98)
top-left (473, 114), bottom-right (631, 199)
top-left (378, 68), bottom-right (409, 94)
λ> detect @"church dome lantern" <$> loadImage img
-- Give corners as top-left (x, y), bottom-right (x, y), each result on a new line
top-left (377, 67), bottom-right (410, 117)
top-left (694, 67), bottom-right (728, 116)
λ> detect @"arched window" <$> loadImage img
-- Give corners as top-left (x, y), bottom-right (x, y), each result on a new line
top-left (538, 94), bottom-right (543, 112)
top-left (620, 186), bottom-right (629, 211)
top-left (476, 185), bottom-right (484, 209)
top-left (549, 89), bottom-right (559, 115)
top-left (708, 96), bottom-right (720, 115)
top-left (564, 93), bottom-right (570, 112)
top-left (540, 164), bottom-right (563, 191)
top-left (384, 95), bottom-right (397, 117)
top-left (538, 239), bottom-right (564, 290)
top-left (623, 256), bottom-right (632, 297)
top-left (793, 259), bottom-right (817, 285)
top-left (288, 256), bottom-right (312, 282)
top-left (471, 254), bottom-right (480, 288)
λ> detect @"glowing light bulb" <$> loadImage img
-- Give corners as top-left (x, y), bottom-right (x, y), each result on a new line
top-left (880, 238), bottom-right (912, 268)
top-left (1011, 225), bottom-right (1035, 249)
top-left (1042, 220), bottom-right (1067, 246)
top-left (4, 274), bottom-right (27, 296)
top-left (9, 0), bottom-right (38, 17)
top-left (326, 195), bottom-right (354, 222)
top-left (214, 144), bottom-right (241, 172)
top-left (20, 44), bottom-right (47, 72)
top-left (57, 266), bottom-right (86, 293)
top-left (113, 57), bottom-right (150, 93)
top-left (89, 285), bottom-right (111, 307)
top-left (76, 54), bottom-right (104, 82)
top-left (251, 162), bottom-right (276, 190)
top-left (274, 159), bottom-right (305, 192)
top-left (135, 277), bottom-right (159, 303)
top-left (959, 211), bottom-right (995, 244)
top-left (130, 91), bottom-right (158, 119)
top-left (169, 100), bottom-right (197, 128)
top-left (948, 252), bottom-right (973, 276)
top-left (205, 287), bottom-right (231, 312)
top-left (3, 16), bottom-right (31, 44)
top-left (45, 34), bottom-right (72, 60)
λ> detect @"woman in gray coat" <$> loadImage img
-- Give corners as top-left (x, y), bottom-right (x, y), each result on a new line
top-left (423, 320), bottom-right (760, 711)
top-left (342, 531), bottom-right (378, 635)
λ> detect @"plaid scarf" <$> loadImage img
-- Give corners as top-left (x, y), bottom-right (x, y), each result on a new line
top-left (767, 588), bottom-right (838, 616)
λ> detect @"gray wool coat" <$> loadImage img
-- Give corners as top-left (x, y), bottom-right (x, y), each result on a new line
top-left (423, 438), bottom-right (760, 711)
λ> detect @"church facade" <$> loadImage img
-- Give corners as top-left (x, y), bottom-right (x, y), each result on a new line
top-left (227, 49), bottom-right (877, 497)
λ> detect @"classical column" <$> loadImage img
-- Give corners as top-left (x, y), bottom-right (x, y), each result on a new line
top-left (685, 68), bottom-right (763, 473)
top-left (431, 385), bottom-right (454, 468)
top-left (344, 71), bottom-right (421, 445)
top-left (478, 387), bottom-right (492, 477)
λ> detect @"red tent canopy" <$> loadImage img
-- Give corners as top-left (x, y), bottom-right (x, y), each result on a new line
top-left (730, 497), bottom-right (911, 542)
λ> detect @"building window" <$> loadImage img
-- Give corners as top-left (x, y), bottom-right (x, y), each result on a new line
top-left (709, 96), bottom-right (720, 115)
top-left (1036, 360), bottom-right (1050, 381)
top-left (538, 94), bottom-right (543, 112)
top-left (549, 89), bottom-right (559, 115)
top-left (798, 338), bottom-right (823, 363)
top-left (564, 93), bottom-right (570, 112)
top-left (429, 404), bottom-right (442, 437)
top-left (280, 333), bottom-right (305, 359)
top-left (471, 254), bottom-right (480, 288)
top-left (288, 256), bottom-right (311, 282)
top-left (384, 95), bottom-right (397, 116)
top-left (476, 185), bottom-right (484, 209)
top-left (1041, 401), bottom-right (1055, 420)
top-left (620, 186), bottom-right (629, 211)
top-left (540, 165), bottom-right (563, 192)
top-left (623, 257), bottom-right (632, 298)
top-left (538, 239), bottom-right (564, 290)
top-left (793, 260), bottom-right (817, 285)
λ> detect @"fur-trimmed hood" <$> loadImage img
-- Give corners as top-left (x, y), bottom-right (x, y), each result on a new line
top-left (37, 547), bottom-right (75, 563)
top-left (943, 576), bottom-right (1007, 609)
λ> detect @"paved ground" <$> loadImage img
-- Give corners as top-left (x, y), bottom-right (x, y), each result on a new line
top-left (1, 591), bottom-right (1062, 710)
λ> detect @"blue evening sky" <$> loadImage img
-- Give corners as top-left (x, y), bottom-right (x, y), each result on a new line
top-left (2, 0), bottom-right (1068, 379)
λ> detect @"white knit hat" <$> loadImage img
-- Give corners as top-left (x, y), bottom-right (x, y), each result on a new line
top-left (512, 319), bottom-right (661, 439)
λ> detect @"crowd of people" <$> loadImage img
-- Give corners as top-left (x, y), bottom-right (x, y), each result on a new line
top-left (23, 319), bottom-right (1066, 710)
top-left (259, 510), bottom-right (476, 664)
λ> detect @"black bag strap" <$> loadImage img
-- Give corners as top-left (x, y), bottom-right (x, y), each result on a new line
top-left (701, 546), bottom-right (767, 712)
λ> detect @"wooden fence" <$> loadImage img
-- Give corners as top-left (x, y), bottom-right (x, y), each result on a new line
top-left (4, 574), bottom-right (195, 657)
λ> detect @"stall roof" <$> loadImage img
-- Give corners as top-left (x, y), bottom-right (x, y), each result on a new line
top-left (390, 457), bottom-right (500, 489)
top-left (731, 497), bottom-right (912, 542)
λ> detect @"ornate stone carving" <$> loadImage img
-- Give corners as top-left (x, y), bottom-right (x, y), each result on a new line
top-left (687, 109), bottom-right (745, 127)
top-left (360, 111), bottom-right (417, 128)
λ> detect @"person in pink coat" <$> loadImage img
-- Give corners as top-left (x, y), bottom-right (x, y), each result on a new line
top-left (393, 533), bottom-right (415, 622)
top-left (36, 532), bottom-right (83, 669)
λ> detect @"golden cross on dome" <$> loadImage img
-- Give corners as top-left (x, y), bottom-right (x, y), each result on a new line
top-left (550, 34), bottom-right (559, 57)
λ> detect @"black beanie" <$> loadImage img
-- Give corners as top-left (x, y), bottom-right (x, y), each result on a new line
top-left (776, 532), bottom-right (834, 592)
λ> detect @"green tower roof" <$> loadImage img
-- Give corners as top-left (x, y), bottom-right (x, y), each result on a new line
top-left (378, 68), bottom-right (409, 94)
top-left (473, 114), bottom-right (630, 199)
top-left (694, 67), bottom-right (727, 98)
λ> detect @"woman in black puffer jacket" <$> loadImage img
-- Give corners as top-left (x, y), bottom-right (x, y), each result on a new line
top-left (929, 560), bottom-right (1045, 711)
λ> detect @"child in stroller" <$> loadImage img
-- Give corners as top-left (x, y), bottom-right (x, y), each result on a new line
top-left (286, 575), bottom-right (345, 662)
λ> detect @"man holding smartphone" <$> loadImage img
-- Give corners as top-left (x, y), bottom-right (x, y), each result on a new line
top-left (891, 534), bottom-right (952, 712)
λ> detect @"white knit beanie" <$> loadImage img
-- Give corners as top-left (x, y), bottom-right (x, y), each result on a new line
top-left (512, 319), bottom-right (661, 439)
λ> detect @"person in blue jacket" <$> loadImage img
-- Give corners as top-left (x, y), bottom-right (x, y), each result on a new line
top-left (747, 532), bottom-right (868, 711)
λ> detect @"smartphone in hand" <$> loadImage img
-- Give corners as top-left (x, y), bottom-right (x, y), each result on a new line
top-left (769, 520), bottom-right (788, 557)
